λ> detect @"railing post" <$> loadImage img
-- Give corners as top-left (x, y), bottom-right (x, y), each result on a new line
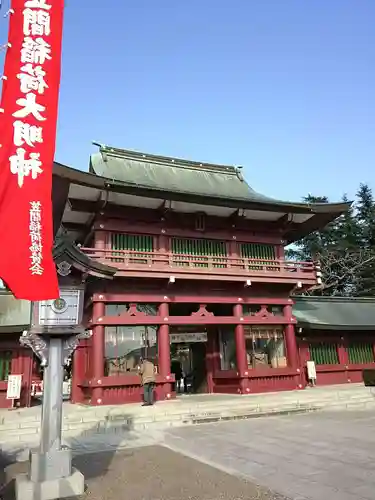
top-left (228, 240), bottom-right (238, 269)
top-left (159, 234), bottom-right (168, 267)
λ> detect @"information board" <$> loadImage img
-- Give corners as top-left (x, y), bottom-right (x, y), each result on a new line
top-left (6, 374), bottom-right (22, 400)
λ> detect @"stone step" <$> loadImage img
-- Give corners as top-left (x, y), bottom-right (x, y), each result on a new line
top-left (1, 394), bottom-right (372, 432)
top-left (1, 398), bottom-right (374, 443)
top-left (1, 384), bottom-right (373, 445)
top-left (1, 386), bottom-right (373, 422)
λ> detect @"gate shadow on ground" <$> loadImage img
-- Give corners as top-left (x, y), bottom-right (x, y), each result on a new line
top-left (0, 412), bottom-right (140, 500)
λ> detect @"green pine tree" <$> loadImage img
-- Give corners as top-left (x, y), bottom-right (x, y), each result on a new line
top-left (288, 189), bottom-right (372, 296)
top-left (288, 194), bottom-right (339, 261)
top-left (354, 184), bottom-right (375, 296)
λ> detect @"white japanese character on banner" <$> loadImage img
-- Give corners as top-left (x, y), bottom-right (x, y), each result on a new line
top-left (13, 121), bottom-right (43, 147)
top-left (30, 241), bottom-right (42, 253)
top-left (30, 201), bottom-right (42, 211)
top-left (30, 263), bottom-right (44, 275)
top-left (21, 37), bottom-right (51, 65)
top-left (23, 9), bottom-right (51, 37)
top-left (30, 220), bottom-right (42, 233)
top-left (18, 64), bottom-right (48, 95)
top-left (13, 93), bottom-right (46, 121)
top-left (9, 148), bottom-right (43, 187)
top-left (24, 0), bottom-right (51, 10)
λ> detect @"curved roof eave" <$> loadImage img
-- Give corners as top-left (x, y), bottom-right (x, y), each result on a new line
top-left (53, 161), bottom-right (350, 216)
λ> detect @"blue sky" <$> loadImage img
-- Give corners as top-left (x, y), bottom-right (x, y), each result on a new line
top-left (1, 0), bottom-right (374, 203)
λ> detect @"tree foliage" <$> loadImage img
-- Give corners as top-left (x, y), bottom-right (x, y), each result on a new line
top-left (289, 184), bottom-right (375, 297)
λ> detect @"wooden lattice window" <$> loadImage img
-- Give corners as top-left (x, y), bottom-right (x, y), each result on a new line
top-left (240, 243), bottom-right (276, 270)
top-left (309, 342), bottom-right (339, 365)
top-left (171, 237), bottom-right (227, 268)
top-left (0, 351), bottom-right (12, 381)
top-left (110, 233), bottom-right (154, 263)
top-left (347, 342), bottom-right (374, 364)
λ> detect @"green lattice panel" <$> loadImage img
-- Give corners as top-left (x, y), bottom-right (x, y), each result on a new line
top-left (110, 233), bottom-right (154, 263)
top-left (0, 351), bottom-right (12, 381)
top-left (347, 343), bottom-right (374, 364)
top-left (240, 243), bottom-right (276, 270)
top-left (309, 342), bottom-right (339, 365)
top-left (171, 238), bottom-right (227, 268)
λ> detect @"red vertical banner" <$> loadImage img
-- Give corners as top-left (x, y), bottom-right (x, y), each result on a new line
top-left (0, 0), bottom-right (63, 300)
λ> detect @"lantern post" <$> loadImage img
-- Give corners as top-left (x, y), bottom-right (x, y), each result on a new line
top-left (15, 287), bottom-right (89, 500)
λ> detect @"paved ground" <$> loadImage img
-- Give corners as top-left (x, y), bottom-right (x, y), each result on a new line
top-left (162, 410), bottom-right (375, 500)
top-left (0, 446), bottom-right (287, 500)
top-left (1, 410), bottom-right (375, 499)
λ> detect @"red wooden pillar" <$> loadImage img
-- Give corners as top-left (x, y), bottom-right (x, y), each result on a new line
top-left (337, 335), bottom-right (350, 383)
top-left (284, 304), bottom-right (299, 368)
top-left (206, 327), bottom-right (217, 393)
top-left (21, 349), bottom-right (33, 408)
top-left (158, 303), bottom-right (171, 398)
top-left (94, 230), bottom-right (106, 257)
top-left (10, 347), bottom-right (32, 408)
top-left (92, 301), bottom-right (105, 404)
top-left (71, 343), bottom-right (86, 404)
top-left (233, 304), bottom-right (249, 393)
top-left (337, 336), bottom-right (348, 365)
top-left (228, 240), bottom-right (238, 268)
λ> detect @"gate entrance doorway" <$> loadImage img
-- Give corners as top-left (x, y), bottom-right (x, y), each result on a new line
top-left (170, 330), bottom-right (208, 394)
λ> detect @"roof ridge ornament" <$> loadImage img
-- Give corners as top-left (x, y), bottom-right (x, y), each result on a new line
top-left (234, 166), bottom-right (244, 182)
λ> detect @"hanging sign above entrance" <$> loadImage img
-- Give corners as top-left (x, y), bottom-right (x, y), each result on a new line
top-left (170, 332), bottom-right (207, 344)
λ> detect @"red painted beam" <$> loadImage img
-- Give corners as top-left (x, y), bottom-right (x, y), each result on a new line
top-left (91, 315), bottom-right (295, 326)
top-left (92, 220), bottom-right (283, 244)
top-left (81, 374), bottom-right (174, 387)
top-left (92, 293), bottom-right (294, 305)
top-left (213, 367), bottom-right (299, 379)
top-left (111, 271), bottom-right (317, 285)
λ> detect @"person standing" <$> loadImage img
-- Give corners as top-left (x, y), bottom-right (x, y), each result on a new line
top-left (171, 359), bottom-right (183, 394)
top-left (181, 353), bottom-right (191, 394)
top-left (139, 357), bottom-right (156, 406)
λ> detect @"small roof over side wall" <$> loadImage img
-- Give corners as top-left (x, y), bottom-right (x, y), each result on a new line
top-left (293, 296), bottom-right (375, 331)
top-left (53, 230), bottom-right (117, 279)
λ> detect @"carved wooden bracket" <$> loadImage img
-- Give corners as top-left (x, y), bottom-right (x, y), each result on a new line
top-left (120, 303), bottom-right (148, 318)
top-left (191, 304), bottom-right (214, 317)
top-left (253, 305), bottom-right (271, 318)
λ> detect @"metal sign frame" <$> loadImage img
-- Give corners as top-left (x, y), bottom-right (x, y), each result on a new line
top-left (32, 286), bottom-right (85, 331)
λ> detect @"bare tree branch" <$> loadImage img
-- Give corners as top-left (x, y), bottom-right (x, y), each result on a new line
top-left (299, 249), bottom-right (375, 296)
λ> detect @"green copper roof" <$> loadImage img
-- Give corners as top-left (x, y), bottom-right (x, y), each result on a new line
top-left (293, 296), bottom-right (375, 330)
top-left (88, 145), bottom-right (351, 219)
top-left (90, 145), bottom-right (283, 205)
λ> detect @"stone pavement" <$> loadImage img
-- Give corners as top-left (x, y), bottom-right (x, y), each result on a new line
top-left (0, 446), bottom-right (288, 500)
top-left (2, 409), bottom-right (375, 499)
top-left (2, 383), bottom-right (375, 453)
top-left (162, 410), bottom-right (375, 500)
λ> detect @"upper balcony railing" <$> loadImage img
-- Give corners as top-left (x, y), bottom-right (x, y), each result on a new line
top-left (81, 247), bottom-right (318, 283)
